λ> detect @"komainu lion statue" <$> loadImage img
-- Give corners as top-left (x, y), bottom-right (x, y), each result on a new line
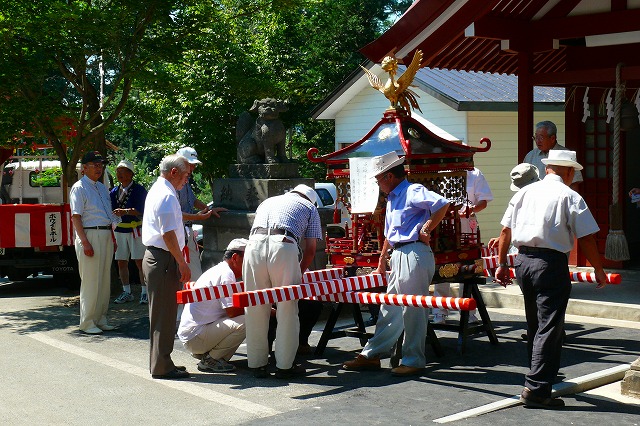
top-left (236, 98), bottom-right (289, 164)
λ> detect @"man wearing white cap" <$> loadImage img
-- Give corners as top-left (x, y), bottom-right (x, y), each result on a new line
top-left (110, 159), bottom-right (149, 304)
top-left (178, 238), bottom-right (248, 373)
top-left (244, 184), bottom-right (322, 379)
top-left (495, 150), bottom-right (607, 408)
top-left (343, 152), bottom-right (450, 377)
top-left (175, 147), bottom-right (227, 281)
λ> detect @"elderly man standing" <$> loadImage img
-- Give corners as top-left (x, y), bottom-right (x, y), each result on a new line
top-left (524, 121), bottom-right (583, 191)
top-left (175, 147), bottom-right (225, 281)
top-left (110, 159), bottom-right (148, 305)
top-left (495, 150), bottom-right (607, 409)
top-left (178, 238), bottom-right (248, 373)
top-left (244, 184), bottom-right (322, 379)
top-left (70, 151), bottom-right (120, 335)
top-left (142, 154), bottom-right (192, 380)
top-left (343, 152), bottom-right (450, 376)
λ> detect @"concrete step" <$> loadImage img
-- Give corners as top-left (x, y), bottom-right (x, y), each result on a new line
top-left (474, 268), bottom-right (640, 322)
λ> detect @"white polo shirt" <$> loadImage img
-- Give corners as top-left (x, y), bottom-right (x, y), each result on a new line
top-left (177, 260), bottom-right (237, 342)
top-left (501, 174), bottom-right (599, 253)
top-left (142, 176), bottom-right (185, 251)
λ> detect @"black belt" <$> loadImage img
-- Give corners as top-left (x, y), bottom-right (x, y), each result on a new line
top-left (251, 227), bottom-right (297, 241)
top-left (147, 245), bottom-right (169, 252)
top-left (84, 225), bottom-right (111, 230)
top-left (393, 240), bottom-right (419, 249)
top-left (519, 246), bottom-right (559, 254)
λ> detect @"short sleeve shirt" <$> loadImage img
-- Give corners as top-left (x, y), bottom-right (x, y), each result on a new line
top-left (177, 260), bottom-right (237, 342)
top-left (142, 177), bottom-right (185, 250)
top-left (501, 174), bottom-right (599, 253)
top-left (385, 179), bottom-right (450, 246)
top-left (251, 192), bottom-right (323, 241)
top-left (70, 175), bottom-right (119, 227)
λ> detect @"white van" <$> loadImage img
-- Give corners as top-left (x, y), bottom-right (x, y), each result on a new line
top-left (314, 182), bottom-right (351, 227)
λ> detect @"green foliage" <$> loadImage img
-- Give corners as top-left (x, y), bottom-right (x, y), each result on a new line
top-left (30, 167), bottom-right (62, 187)
top-left (107, 0), bottom-right (410, 182)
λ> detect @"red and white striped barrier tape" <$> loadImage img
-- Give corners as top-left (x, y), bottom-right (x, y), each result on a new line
top-left (314, 291), bottom-right (477, 311)
top-left (486, 267), bottom-right (622, 285)
top-left (482, 253), bottom-right (517, 270)
top-left (177, 268), bottom-right (344, 304)
top-left (232, 273), bottom-right (385, 308)
top-left (481, 246), bottom-right (498, 257)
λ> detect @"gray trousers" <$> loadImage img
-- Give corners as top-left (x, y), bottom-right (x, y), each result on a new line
top-left (144, 246), bottom-right (181, 376)
top-left (361, 242), bottom-right (435, 368)
top-left (516, 248), bottom-right (571, 398)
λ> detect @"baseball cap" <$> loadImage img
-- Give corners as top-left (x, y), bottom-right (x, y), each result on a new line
top-left (81, 151), bottom-right (106, 164)
top-left (226, 238), bottom-right (248, 252)
top-left (176, 147), bottom-right (202, 165)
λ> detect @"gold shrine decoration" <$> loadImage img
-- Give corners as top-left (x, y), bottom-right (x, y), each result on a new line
top-left (360, 50), bottom-right (424, 114)
top-left (439, 263), bottom-right (460, 279)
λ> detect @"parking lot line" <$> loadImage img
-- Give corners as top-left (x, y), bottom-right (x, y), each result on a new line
top-left (30, 332), bottom-right (280, 418)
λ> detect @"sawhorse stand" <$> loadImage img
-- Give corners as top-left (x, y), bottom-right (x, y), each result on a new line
top-left (430, 276), bottom-right (499, 353)
top-left (314, 300), bottom-right (444, 358)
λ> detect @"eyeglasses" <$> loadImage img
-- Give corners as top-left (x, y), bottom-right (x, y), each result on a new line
top-left (375, 173), bottom-right (389, 183)
top-left (532, 133), bottom-right (553, 141)
top-left (86, 162), bottom-right (105, 168)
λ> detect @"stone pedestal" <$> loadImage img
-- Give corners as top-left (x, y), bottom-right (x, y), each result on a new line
top-left (201, 163), bottom-right (332, 271)
top-left (621, 357), bottom-right (640, 399)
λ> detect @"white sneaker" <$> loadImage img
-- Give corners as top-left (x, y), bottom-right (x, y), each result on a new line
top-left (197, 355), bottom-right (235, 373)
top-left (468, 314), bottom-right (480, 324)
top-left (432, 314), bottom-right (447, 325)
top-left (114, 291), bottom-right (134, 304)
top-left (139, 293), bottom-right (148, 305)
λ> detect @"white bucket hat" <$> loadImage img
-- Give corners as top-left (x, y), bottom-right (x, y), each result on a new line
top-left (116, 159), bottom-right (135, 173)
top-left (226, 238), bottom-right (248, 252)
top-left (510, 163), bottom-right (540, 191)
top-left (541, 150), bottom-right (583, 170)
top-left (291, 184), bottom-right (318, 206)
top-left (176, 147), bottom-right (202, 165)
top-left (367, 151), bottom-right (405, 179)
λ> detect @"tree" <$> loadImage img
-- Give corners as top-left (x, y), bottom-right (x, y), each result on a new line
top-left (110, 0), bottom-right (411, 185)
top-left (0, 0), bottom-right (184, 193)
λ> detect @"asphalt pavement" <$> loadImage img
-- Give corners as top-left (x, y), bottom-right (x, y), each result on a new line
top-left (0, 274), bottom-right (639, 425)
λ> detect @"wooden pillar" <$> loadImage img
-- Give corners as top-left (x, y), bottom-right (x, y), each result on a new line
top-left (517, 52), bottom-right (534, 162)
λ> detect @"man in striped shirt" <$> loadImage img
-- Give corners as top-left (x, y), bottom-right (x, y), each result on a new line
top-left (243, 184), bottom-right (322, 379)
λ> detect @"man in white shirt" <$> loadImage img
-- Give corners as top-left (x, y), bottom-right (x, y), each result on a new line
top-left (524, 121), bottom-right (582, 191)
top-left (142, 154), bottom-right (192, 380)
top-left (178, 238), bottom-right (248, 373)
top-left (433, 167), bottom-right (493, 324)
top-left (495, 150), bottom-right (607, 409)
top-left (70, 151), bottom-right (120, 335)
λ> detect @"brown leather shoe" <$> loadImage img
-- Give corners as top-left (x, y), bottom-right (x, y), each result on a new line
top-left (390, 365), bottom-right (424, 376)
top-left (519, 387), bottom-right (565, 409)
top-left (342, 354), bottom-right (381, 371)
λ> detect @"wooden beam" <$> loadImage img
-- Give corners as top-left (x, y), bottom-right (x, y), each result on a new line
top-left (531, 9), bottom-right (640, 40)
top-left (531, 65), bottom-right (640, 86)
top-left (518, 52), bottom-right (534, 163)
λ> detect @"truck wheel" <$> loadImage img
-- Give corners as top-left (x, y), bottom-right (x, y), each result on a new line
top-left (54, 273), bottom-right (80, 290)
top-left (7, 269), bottom-right (30, 282)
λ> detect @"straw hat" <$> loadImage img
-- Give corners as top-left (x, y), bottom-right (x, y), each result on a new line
top-left (510, 163), bottom-right (540, 191)
top-left (367, 151), bottom-right (405, 179)
top-left (541, 150), bottom-right (583, 170)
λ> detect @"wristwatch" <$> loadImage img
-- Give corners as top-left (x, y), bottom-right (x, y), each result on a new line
top-left (498, 263), bottom-right (508, 268)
